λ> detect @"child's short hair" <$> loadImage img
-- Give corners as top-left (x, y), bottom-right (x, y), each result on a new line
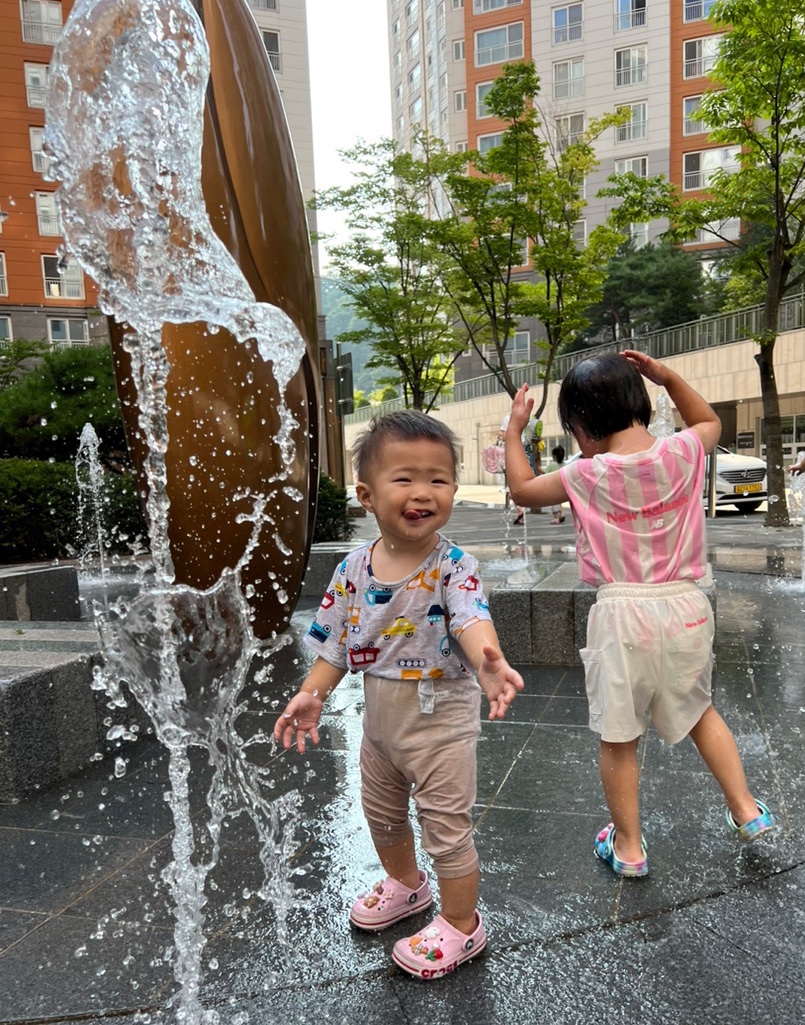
top-left (552, 445), bottom-right (565, 463)
top-left (353, 410), bottom-right (461, 482)
top-left (558, 354), bottom-right (651, 441)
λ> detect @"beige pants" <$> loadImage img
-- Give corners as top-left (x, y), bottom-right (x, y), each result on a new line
top-left (360, 674), bottom-right (481, 879)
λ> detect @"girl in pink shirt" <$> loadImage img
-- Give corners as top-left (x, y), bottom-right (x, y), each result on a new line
top-left (505, 350), bottom-right (773, 877)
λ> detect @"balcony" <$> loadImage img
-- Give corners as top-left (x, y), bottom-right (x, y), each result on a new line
top-left (475, 40), bottom-right (524, 67)
top-left (37, 213), bottom-right (62, 236)
top-left (614, 9), bottom-right (646, 31)
top-left (248, 0), bottom-right (278, 9)
top-left (44, 278), bottom-right (84, 300)
top-left (22, 19), bottom-right (62, 45)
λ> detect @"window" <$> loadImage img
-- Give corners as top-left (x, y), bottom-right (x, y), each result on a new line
top-left (24, 63), bottom-right (49, 107)
top-left (478, 132), bottom-right (503, 153)
top-left (572, 220), bottom-right (587, 246)
top-left (683, 95), bottom-right (708, 135)
top-left (615, 102), bottom-right (647, 142)
top-left (410, 96), bottom-right (423, 121)
top-left (0, 316), bottom-right (11, 342)
top-left (683, 146), bottom-right (740, 190)
top-left (615, 0), bottom-right (645, 31)
top-left (405, 0), bottom-right (419, 21)
top-left (684, 0), bottom-right (715, 22)
top-left (684, 36), bottom-right (722, 79)
top-left (615, 46), bottom-right (647, 87)
top-left (476, 81), bottom-right (494, 118)
top-left (406, 29), bottom-right (421, 59)
top-left (394, 50), bottom-right (402, 74)
top-left (395, 83), bottom-right (403, 104)
top-left (262, 31), bottom-right (281, 73)
top-left (48, 317), bottom-right (89, 344)
top-left (452, 0), bottom-right (464, 8)
top-left (553, 4), bottom-right (583, 45)
top-left (250, 0), bottom-right (278, 9)
top-left (553, 58), bottom-right (584, 99)
top-left (29, 127), bottom-right (47, 172)
top-left (453, 39), bottom-right (465, 60)
top-left (615, 155), bottom-right (648, 176)
top-left (556, 112), bottom-right (585, 149)
top-left (456, 141), bottom-right (468, 152)
top-left (42, 255), bottom-right (84, 299)
top-left (689, 218), bottom-right (741, 244)
top-left (475, 23), bottom-right (524, 66)
top-left (408, 63), bottom-right (421, 89)
top-left (35, 192), bottom-right (61, 235)
top-left (630, 222), bottom-right (649, 247)
top-left (0, 253), bottom-right (7, 296)
top-left (474, 0), bottom-right (522, 11)
top-left (506, 331), bottom-right (531, 365)
top-left (455, 90), bottom-right (467, 112)
top-left (21, 1), bottom-right (62, 45)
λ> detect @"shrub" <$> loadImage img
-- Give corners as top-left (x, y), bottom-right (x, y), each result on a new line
top-left (0, 345), bottom-right (128, 464)
top-left (312, 473), bottom-right (355, 544)
top-left (0, 458), bottom-right (147, 564)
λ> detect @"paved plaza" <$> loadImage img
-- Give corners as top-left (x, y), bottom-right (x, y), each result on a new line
top-left (0, 501), bottom-right (803, 1024)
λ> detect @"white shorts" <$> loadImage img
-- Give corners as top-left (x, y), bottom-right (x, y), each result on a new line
top-left (580, 580), bottom-right (713, 745)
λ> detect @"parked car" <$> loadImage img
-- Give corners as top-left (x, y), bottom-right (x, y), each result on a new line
top-left (562, 444), bottom-right (767, 512)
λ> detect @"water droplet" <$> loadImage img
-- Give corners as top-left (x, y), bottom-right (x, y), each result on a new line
top-left (113, 757), bottom-right (127, 778)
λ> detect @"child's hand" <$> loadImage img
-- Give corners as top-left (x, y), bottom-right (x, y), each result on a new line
top-left (507, 384), bottom-right (534, 437)
top-left (273, 691), bottom-right (324, 753)
top-left (621, 349), bottom-right (669, 387)
top-left (477, 643), bottom-right (524, 720)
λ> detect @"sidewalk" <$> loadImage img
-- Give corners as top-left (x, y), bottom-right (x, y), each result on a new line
top-left (0, 536), bottom-right (803, 1022)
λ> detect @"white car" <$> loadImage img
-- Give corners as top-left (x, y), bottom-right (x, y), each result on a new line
top-left (562, 444), bottom-right (767, 512)
top-left (708, 445), bottom-right (767, 512)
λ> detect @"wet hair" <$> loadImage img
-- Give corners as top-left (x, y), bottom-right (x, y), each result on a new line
top-left (353, 410), bottom-right (460, 483)
top-left (552, 445), bottom-right (565, 463)
top-left (558, 354), bottom-right (651, 441)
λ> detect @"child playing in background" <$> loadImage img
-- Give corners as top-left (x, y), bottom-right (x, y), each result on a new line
top-left (274, 410), bottom-right (523, 976)
top-left (504, 351), bottom-right (773, 877)
top-left (544, 445), bottom-right (566, 524)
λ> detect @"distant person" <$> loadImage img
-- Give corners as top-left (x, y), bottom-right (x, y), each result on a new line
top-left (544, 444), bottom-right (567, 524)
top-left (274, 410), bottom-right (523, 977)
top-left (504, 354), bottom-right (773, 878)
top-left (787, 452), bottom-right (805, 476)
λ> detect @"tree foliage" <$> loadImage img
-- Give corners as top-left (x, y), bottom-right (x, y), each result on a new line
top-left (601, 0), bottom-right (805, 525)
top-left (581, 242), bottom-right (711, 345)
top-left (423, 61), bottom-right (626, 414)
top-left (313, 141), bottom-right (464, 411)
top-left (0, 338), bottom-right (48, 393)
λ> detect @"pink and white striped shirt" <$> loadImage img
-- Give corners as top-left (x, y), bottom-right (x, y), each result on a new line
top-left (559, 430), bottom-right (707, 586)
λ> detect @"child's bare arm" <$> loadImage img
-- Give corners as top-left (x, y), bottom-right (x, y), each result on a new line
top-left (621, 350), bottom-right (721, 454)
top-left (273, 657), bottom-right (346, 753)
top-left (458, 620), bottom-right (524, 720)
top-left (504, 385), bottom-right (570, 508)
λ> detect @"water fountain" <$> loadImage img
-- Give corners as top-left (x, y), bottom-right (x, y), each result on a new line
top-left (44, 1), bottom-right (320, 1021)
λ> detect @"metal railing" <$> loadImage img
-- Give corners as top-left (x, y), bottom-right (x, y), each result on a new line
top-left (22, 19), bottom-right (62, 45)
top-left (345, 292), bottom-right (805, 424)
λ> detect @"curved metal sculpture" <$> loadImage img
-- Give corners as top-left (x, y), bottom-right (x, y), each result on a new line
top-left (106, 0), bottom-right (321, 638)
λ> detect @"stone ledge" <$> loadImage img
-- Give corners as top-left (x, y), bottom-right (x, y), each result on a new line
top-left (300, 543), bottom-right (352, 600)
top-left (0, 566), bottom-right (81, 621)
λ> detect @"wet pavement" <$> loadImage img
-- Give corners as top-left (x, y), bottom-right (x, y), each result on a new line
top-left (0, 506), bottom-right (803, 1024)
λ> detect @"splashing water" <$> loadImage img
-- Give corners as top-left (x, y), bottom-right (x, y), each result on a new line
top-left (650, 392), bottom-right (676, 439)
top-left (76, 422), bottom-right (110, 612)
top-left (45, 2), bottom-right (306, 1022)
top-left (787, 470), bottom-right (805, 584)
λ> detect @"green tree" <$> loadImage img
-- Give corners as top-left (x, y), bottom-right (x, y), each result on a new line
top-left (424, 62), bottom-right (625, 416)
top-left (0, 345), bottom-right (128, 465)
top-left (313, 141), bottom-right (465, 411)
top-left (602, 0), bottom-right (805, 526)
top-left (582, 241), bottom-right (710, 344)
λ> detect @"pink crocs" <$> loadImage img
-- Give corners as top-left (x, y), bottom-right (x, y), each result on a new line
top-left (349, 870), bottom-right (433, 931)
top-left (392, 912), bottom-right (487, 979)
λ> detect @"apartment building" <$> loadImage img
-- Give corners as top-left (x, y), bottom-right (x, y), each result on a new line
top-left (0, 0), bottom-right (320, 347)
top-left (388, 0), bottom-right (733, 379)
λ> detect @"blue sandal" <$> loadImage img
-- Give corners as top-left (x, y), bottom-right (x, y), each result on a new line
top-left (725, 800), bottom-right (774, 843)
top-left (594, 823), bottom-right (649, 877)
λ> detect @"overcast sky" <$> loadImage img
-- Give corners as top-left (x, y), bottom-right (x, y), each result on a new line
top-left (306, 0), bottom-right (392, 267)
